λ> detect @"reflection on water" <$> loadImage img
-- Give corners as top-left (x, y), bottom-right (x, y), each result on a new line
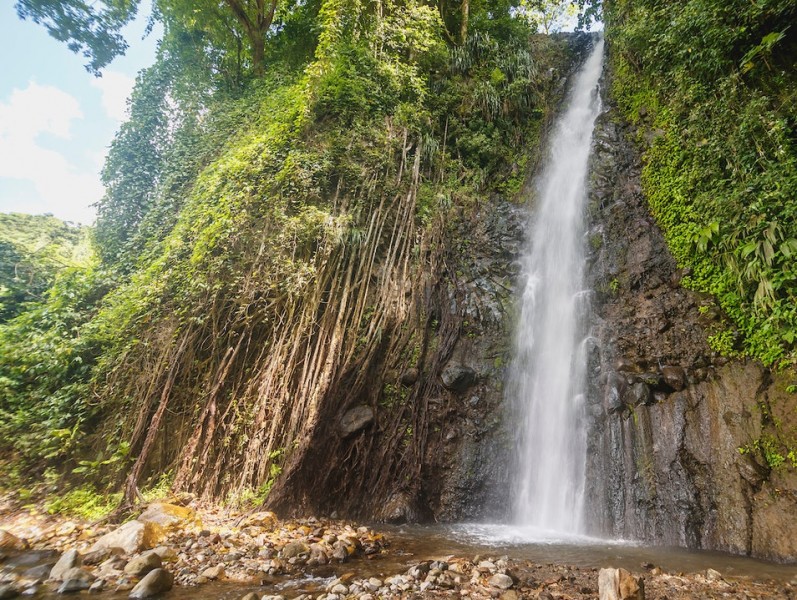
top-left (379, 524), bottom-right (797, 583)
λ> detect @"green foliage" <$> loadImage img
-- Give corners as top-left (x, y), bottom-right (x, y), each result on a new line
top-left (519, 0), bottom-right (577, 34)
top-left (607, 0), bottom-right (797, 367)
top-left (45, 485), bottom-right (122, 520)
top-left (0, 213), bottom-right (90, 322)
top-left (0, 264), bottom-right (117, 471)
top-left (15, 0), bottom-right (139, 74)
top-left (226, 449), bottom-right (284, 507)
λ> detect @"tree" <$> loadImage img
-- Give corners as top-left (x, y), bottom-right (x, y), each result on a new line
top-left (16, 0), bottom-right (282, 77)
top-left (158, 0), bottom-right (281, 75)
top-left (519, 0), bottom-right (577, 34)
top-left (15, 0), bottom-right (140, 74)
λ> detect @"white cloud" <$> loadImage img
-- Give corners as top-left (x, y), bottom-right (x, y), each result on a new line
top-left (90, 70), bottom-right (135, 123)
top-left (0, 82), bottom-right (101, 224)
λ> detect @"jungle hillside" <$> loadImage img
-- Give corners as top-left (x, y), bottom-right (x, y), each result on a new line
top-left (1, 0), bottom-right (796, 527)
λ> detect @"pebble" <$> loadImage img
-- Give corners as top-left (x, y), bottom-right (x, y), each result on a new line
top-left (0, 506), bottom-right (789, 600)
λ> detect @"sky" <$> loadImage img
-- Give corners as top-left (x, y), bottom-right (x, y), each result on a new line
top-left (0, 1), bottom-right (161, 225)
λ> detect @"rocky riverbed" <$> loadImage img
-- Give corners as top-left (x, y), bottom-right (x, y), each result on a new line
top-left (1, 500), bottom-right (796, 600)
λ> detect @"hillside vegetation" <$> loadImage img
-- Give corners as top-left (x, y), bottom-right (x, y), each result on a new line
top-left (1, 0), bottom-right (580, 510)
top-left (0, 213), bottom-right (90, 322)
top-left (605, 0), bottom-right (797, 368)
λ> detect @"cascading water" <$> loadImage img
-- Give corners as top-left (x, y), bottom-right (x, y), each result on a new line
top-left (509, 38), bottom-right (604, 536)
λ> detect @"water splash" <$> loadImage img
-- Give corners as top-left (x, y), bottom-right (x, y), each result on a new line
top-left (509, 38), bottom-right (605, 535)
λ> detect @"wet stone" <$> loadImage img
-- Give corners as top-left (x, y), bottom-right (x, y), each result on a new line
top-left (124, 551), bottom-right (162, 577)
top-left (57, 570), bottom-right (94, 594)
top-left (128, 568), bottom-right (173, 599)
top-left (0, 584), bottom-right (20, 600)
top-left (50, 549), bottom-right (82, 581)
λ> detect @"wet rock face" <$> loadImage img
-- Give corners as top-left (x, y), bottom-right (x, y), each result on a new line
top-left (584, 65), bottom-right (797, 562)
top-left (415, 198), bottom-right (526, 522)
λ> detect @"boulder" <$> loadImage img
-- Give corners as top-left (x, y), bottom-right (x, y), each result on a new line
top-left (82, 548), bottom-right (113, 566)
top-left (488, 573), bottom-right (514, 590)
top-left (241, 511), bottom-right (278, 529)
top-left (441, 363), bottom-right (477, 391)
top-left (281, 541), bottom-right (309, 559)
top-left (123, 551), bottom-right (162, 577)
top-left (337, 406), bottom-right (374, 437)
top-left (599, 568), bottom-right (644, 600)
top-left (200, 564), bottom-right (224, 580)
top-left (137, 503), bottom-right (197, 531)
top-left (128, 568), bottom-right (173, 599)
top-left (309, 543), bottom-right (329, 565)
top-left (90, 521), bottom-right (164, 555)
top-left (626, 382), bottom-right (651, 406)
top-left (50, 549), bottom-right (82, 581)
top-left (661, 366), bottom-right (686, 391)
top-left (22, 564), bottom-right (53, 583)
top-left (0, 584), bottom-right (19, 600)
top-left (56, 568), bottom-right (94, 594)
top-left (598, 568), bottom-right (619, 600)
top-left (149, 546), bottom-right (178, 562)
top-left (0, 531), bottom-right (28, 552)
top-left (618, 569), bottom-right (644, 600)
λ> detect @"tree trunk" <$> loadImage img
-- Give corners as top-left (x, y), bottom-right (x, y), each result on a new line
top-left (460, 0), bottom-right (469, 44)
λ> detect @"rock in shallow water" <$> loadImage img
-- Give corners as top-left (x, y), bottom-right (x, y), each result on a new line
top-left (56, 568), bottom-right (94, 594)
top-left (50, 550), bottom-right (82, 581)
top-left (128, 568), bottom-right (173, 599)
top-left (0, 584), bottom-right (20, 600)
top-left (124, 551), bottom-right (162, 577)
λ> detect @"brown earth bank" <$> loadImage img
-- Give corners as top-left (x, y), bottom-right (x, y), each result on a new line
top-left (1, 500), bottom-right (796, 600)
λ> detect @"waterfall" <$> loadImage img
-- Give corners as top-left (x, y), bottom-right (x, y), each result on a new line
top-left (509, 38), bottom-right (604, 535)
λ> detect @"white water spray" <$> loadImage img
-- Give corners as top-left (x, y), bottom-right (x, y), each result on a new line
top-left (509, 39), bottom-right (604, 535)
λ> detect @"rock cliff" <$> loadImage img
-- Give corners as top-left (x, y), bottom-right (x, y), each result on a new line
top-left (583, 62), bottom-right (797, 562)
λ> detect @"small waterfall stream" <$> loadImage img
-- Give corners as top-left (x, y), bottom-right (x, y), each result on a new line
top-left (508, 38), bottom-right (605, 536)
